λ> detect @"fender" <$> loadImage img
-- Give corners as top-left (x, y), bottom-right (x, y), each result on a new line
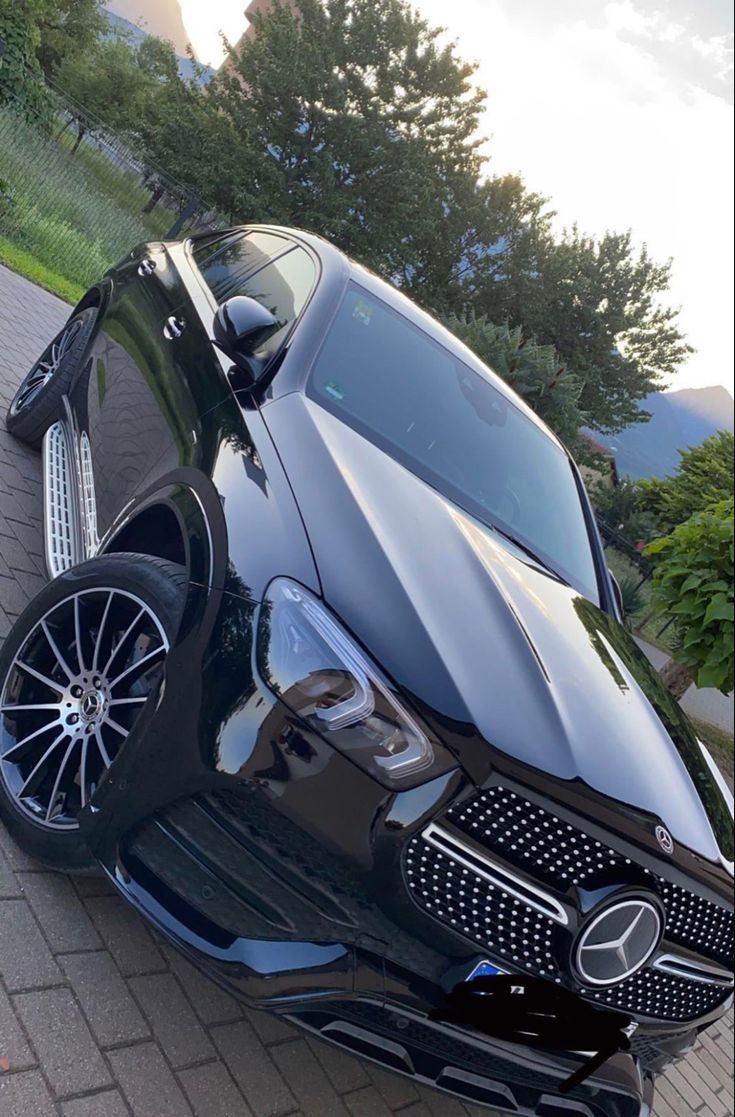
top-left (99, 470), bottom-right (228, 597)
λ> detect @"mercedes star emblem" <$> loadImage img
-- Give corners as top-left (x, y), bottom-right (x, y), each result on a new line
top-left (575, 899), bottom-right (663, 987)
top-left (655, 825), bottom-right (674, 854)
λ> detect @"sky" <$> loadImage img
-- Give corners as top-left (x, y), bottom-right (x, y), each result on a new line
top-left (178, 0), bottom-right (734, 396)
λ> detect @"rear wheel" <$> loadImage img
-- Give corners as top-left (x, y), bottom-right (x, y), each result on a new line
top-left (0, 553), bottom-right (187, 871)
top-left (6, 307), bottom-right (98, 449)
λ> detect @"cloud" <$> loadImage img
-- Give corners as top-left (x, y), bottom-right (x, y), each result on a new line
top-left (414, 0), bottom-right (734, 391)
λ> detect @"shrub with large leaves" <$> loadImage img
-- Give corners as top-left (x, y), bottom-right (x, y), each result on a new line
top-left (645, 499), bottom-right (734, 697)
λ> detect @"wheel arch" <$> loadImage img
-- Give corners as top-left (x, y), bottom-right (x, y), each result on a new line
top-left (98, 473), bottom-right (226, 592)
top-left (69, 279), bottom-right (112, 322)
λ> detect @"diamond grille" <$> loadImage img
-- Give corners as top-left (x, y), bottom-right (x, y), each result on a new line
top-left (405, 784), bottom-right (733, 1022)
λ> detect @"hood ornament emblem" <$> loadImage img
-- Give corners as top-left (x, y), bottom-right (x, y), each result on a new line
top-left (655, 825), bottom-right (674, 854)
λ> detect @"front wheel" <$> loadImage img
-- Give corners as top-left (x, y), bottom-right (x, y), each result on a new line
top-left (6, 307), bottom-right (98, 449)
top-left (0, 553), bottom-right (187, 871)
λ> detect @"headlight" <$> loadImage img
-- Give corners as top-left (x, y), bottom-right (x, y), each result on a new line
top-left (256, 578), bottom-right (456, 787)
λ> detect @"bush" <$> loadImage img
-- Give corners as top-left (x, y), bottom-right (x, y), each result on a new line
top-left (645, 499), bottom-right (734, 696)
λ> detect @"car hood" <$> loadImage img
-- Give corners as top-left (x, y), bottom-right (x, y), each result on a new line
top-left (263, 393), bottom-right (732, 865)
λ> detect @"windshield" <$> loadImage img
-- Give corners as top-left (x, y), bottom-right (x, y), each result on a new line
top-left (307, 284), bottom-right (600, 603)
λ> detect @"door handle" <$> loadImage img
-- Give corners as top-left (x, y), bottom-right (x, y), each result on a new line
top-left (137, 257), bottom-right (157, 277)
top-left (163, 316), bottom-right (185, 341)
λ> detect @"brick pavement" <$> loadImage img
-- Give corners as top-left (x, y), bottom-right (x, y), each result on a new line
top-left (0, 262), bottom-right (732, 1116)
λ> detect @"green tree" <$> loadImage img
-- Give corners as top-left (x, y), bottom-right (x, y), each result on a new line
top-left (54, 32), bottom-right (183, 153)
top-left (590, 477), bottom-right (655, 543)
top-left (36, 0), bottom-right (106, 77)
top-left (441, 313), bottom-right (584, 446)
top-left (636, 431), bottom-right (734, 535)
top-left (0, 0), bottom-right (51, 115)
top-left (466, 227), bottom-right (691, 434)
top-left (645, 499), bottom-right (734, 698)
top-left (212, 0), bottom-right (487, 281)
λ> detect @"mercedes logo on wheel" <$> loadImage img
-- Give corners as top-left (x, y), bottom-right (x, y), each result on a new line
top-left (574, 899), bottom-right (663, 987)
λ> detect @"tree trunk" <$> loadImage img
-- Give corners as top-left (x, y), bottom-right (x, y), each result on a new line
top-left (659, 658), bottom-right (695, 700)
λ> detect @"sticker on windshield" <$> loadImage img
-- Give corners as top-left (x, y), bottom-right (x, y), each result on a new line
top-left (324, 381), bottom-right (345, 402)
top-left (352, 299), bottom-right (374, 327)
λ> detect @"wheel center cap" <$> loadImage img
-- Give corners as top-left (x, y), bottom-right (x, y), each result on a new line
top-left (80, 690), bottom-right (106, 722)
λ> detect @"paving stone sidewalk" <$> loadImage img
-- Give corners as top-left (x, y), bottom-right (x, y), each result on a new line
top-left (0, 263), bottom-right (732, 1117)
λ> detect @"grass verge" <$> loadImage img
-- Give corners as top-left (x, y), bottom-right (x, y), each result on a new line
top-left (1, 102), bottom-right (176, 294)
top-left (0, 238), bottom-right (80, 305)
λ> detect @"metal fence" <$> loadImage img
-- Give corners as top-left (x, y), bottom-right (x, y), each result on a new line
top-left (0, 76), bottom-right (223, 292)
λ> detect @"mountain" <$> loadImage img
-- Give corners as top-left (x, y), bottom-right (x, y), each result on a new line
top-left (105, 0), bottom-right (190, 57)
top-left (601, 386), bottom-right (734, 480)
top-left (104, 9), bottom-right (215, 85)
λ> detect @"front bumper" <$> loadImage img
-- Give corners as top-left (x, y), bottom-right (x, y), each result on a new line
top-left (79, 580), bottom-right (731, 1116)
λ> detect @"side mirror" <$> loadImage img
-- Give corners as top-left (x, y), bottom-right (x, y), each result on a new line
top-left (213, 296), bottom-right (278, 375)
top-left (609, 571), bottom-right (624, 617)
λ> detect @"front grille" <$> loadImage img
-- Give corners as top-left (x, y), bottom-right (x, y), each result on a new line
top-left (406, 784), bottom-right (734, 1023)
top-left (582, 966), bottom-right (728, 1021)
top-left (446, 785), bottom-right (734, 968)
top-left (405, 841), bottom-right (560, 977)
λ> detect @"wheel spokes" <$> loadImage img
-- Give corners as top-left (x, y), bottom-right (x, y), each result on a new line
top-left (41, 620), bottom-right (75, 680)
top-left (109, 644), bottom-right (165, 690)
top-left (2, 717), bottom-right (62, 762)
top-left (45, 737), bottom-right (78, 823)
top-left (0, 587), bottom-right (169, 830)
top-left (16, 660), bottom-right (66, 694)
top-left (91, 592), bottom-right (114, 673)
top-left (13, 320), bottom-right (81, 413)
top-left (102, 606), bottom-right (146, 676)
top-left (18, 730), bottom-right (68, 798)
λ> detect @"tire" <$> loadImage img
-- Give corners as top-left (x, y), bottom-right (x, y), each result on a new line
top-left (0, 553), bottom-right (187, 872)
top-left (6, 307), bottom-right (98, 449)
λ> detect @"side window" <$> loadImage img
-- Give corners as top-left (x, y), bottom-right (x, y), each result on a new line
top-left (239, 248), bottom-right (317, 358)
top-left (191, 231), bottom-right (293, 303)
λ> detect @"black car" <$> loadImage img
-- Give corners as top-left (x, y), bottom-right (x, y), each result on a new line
top-left (1, 226), bottom-right (732, 1116)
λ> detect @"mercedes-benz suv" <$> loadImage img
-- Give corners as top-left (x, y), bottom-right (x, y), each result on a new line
top-left (1, 226), bottom-right (732, 1116)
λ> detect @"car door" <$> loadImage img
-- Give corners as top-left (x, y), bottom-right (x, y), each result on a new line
top-left (67, 242), bottom-right (221, 545)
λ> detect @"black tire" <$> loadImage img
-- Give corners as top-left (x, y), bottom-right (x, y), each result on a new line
top-left (6, 307), bottom-right (98, 449)
top-left (0, 553), bottom-right (187, 872)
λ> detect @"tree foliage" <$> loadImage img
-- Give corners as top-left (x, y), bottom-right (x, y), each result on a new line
top-left (465, 227), bottom-right (692, 434)
top-left (645, 499), bottom-right (734, 697)
top-left (590, 477), bottom-right (655, 542)
top-left (636, 431), bottom-right (734, 535)
top-left (212, 0), bottom-right (487, 280)
top-left (2, 0), bottom-right (693, 448)
top-left (0, 0), bottom-right (51, 115)
top-left (441, 314), bottom-right (584, 447)
top-left (36, 0), bottom-right (106, 77)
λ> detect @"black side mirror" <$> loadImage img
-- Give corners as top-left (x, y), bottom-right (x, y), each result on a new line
top-left (213, 296), bottom-right (278, 377)
top-left (609, 571), bottom-right (624, 617)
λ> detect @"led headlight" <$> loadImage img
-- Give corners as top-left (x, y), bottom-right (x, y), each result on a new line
top-left (257, 578), bottom-right (456, 787)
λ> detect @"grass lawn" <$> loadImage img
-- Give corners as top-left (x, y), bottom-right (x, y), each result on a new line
top-left (0, 237), bottom-right (80, 305)
top-left (0, 103), bottom-right (176, 295)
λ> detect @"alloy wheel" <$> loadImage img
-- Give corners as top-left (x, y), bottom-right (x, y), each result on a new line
top-left (11, 319), bottom-right (84, 414)
top-left (0, 588), bottom-right (168, 830)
